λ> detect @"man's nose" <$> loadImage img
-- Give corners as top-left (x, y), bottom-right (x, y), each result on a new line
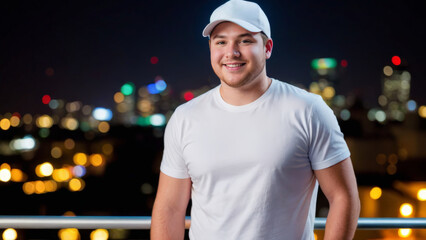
top-left (225, 44), bottom-right (241, 58)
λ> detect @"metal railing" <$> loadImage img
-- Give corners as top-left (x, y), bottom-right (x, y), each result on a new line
top-left (1, 216), bottom-right (426, 230)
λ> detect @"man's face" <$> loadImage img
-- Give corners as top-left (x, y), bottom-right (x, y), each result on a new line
top-left (209, 22), bottom-right (272, 89)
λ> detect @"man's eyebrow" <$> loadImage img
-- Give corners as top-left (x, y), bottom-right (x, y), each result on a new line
top-left (211, 33), bottom-right (255, 40)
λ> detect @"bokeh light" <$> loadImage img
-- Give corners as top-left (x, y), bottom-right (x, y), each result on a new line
top-left (89, 154), bottom-right (104, 167)
top-left (23, 182), bottom-right (35, 195)
top-left (398, 228), bottom-right (412, 238)
top-left (10, 115), bottom-right (20, 127)
top-left (51, 146), bottom-right (63, 158)
top-left (150, 114), bottom-right (166, 126)
top-left (98, 121), bottom-right (110, 133)
top-left (52, 168), bottom-right (72, 182)
top-left (90, 229), bottom-right (109, 240)
top-left (36, 162), bottom-right (54, 177)
top-left (121, 82), bottom-right (135, 96)
top-left (0, 168), bottom-right (12, 182)
top-left (2, 228), bottom-right (17, 240)
top-left (369, 187), bottom-right (382, 200)
top-left (183, 91), bottom-right (194, 101)
top-left (114, 92), bottom-right (125, 103)
top-left (58, 228), bottom-right (80, 240)
top-left (93, 108), bottom-right (113, 121)
top-left (102, 143), bottom-right (114, 155)
top-left (73, 165), bottom-right (86, 178)
top-left (0, 118), bottom-right (11, 130)
top-left (383, 66), bottom-right (393, 76)
top-left (417, 188), bottom-right (426, 201)
top-left (64, 138), bottom-right (75, 150)
top-left (392, 55), bottom-right (401, 66)
top-left (69, 178), bottom-right (85, 192)
top-left (73, 153), bottom-right (88, 166)
top-left (10, 169), bottom-right (26, 182)
top-left (150, 56), bottom-right (159, 64)
top-left (400, 203), bottom-right (413, 217)
top-left (42, 94), bottom-right (51, 105)
top-left (418, 105), bottom-right (426, 118)
top-left (36, 115), bottom-right (54, 128)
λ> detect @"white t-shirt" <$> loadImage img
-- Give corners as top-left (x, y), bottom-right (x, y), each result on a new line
top-left (160, 79), bottom-right (350, 240)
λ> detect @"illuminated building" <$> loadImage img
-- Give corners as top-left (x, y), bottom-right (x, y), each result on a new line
top-left (379, 56), bottom-right (411, 121)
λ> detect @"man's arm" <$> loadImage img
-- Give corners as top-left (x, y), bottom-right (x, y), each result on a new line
top-left (151, 172), bottom-right (192, 240)
top-left (314, 157), bottom-right (360, 240)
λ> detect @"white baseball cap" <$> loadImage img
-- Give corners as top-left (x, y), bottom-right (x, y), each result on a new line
top-left (202, 0), bottom-right (271, 38)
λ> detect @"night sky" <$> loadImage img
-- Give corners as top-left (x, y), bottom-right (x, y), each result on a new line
top-left (1, 0), bottom-right (425, 115)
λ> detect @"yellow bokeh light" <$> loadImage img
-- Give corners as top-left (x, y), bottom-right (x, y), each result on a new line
top-left (36, 162), bottom-right (54, 177)
top-left (383, 65), bottom-right (393, 76)
top-left (22, 182), bottom-right (35, 195)
top-left (45, 180), bottom-right (58, 192)
top-left (64, 138), bottom-right (75, 150)
top-left (114, 92), bottom-right (125, 103)
top-left (0, 118), bottom-right (11, 130)
top-left (102, 143), bottom-right (113, 155)
top-left (90, 229), bottom-right (109, 240)
top-left (36, 115), bottom-right (54, 128)
top-left (309, 82), bottom-right (321, 95)
top-left (58, 228), bottom-right (80, 240)
top-left (35, 180), bottom-right (46, 194)
top-left (11, 168), bottom-right (26, 182)
top-left (138, 99), bottom-right (153, 113)
top-left (51, 146), bottom-right (63, 159)
top-left (322, 86), bottom-right (335, 100)
top-left (2, 228), bottom-right (18, 240)
top-left (69, 178), bottom-right (85, 192)
top-left (1, 163), bottom-right (11, 170)
top-left (90, 154), bottom-right (104, 167)
top-left (63, 211), bottom-right (76, 216)
top-left (400, 203), bottom-right (413, 217)
top-left (10, 116), bottom-right (20, 127)
top-left (417, 188), bottom-right (426, 201)
top-left (52, 168), bottom-right (71, 182)
top-left (369, 186), bottom-right (382, 200)
top-left (62, 117), bottom-right (79, 131)
top-left (73, 153), bottom-right (88, 166)
top-left (98, 122), bottom-right (110, 133)
top-left (0, 168), bottom-right (12, 182)
top-left (419, 105), bottom-right (426, 118)
top-left (398, 228), bottom-right (412, 238)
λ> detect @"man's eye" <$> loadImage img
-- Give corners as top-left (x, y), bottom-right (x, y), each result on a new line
top-left (216, 41), bottom-right (225, 45)
top-left (241, 39), bottom-right (252, 44)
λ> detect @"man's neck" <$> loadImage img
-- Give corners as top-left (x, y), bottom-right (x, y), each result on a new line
top-left (219, 76), bottom-right (272, 106)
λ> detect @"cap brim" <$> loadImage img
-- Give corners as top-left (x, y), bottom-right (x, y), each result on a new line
top-left (202, 19), bottom-right (262, 37)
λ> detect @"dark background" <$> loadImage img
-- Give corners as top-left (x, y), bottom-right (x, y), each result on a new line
top-left (1, 0), bottom-right (425, 115)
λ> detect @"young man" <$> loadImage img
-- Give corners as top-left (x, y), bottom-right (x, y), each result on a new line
top-left (151, 0), bottom-right (360, 239)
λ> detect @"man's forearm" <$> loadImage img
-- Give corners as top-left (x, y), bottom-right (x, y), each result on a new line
top-left (151, 208), bottom-right (186, 240)
top-left (324, 195), bottom-right (360, 240)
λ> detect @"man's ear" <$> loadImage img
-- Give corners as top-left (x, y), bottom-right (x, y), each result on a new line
top-left (265, 39), bottom-right (273, 59)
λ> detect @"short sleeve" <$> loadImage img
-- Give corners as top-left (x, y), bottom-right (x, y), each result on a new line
top-left (308, 96), bottom-right (351, 170)
top-left (160, 109), bottom-right (191, 179)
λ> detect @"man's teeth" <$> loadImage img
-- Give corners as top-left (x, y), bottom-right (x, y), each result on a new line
top-left (226, 64), bottom-right (244, 67)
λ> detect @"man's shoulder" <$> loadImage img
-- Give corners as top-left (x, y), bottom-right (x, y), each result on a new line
top-left (272, 79), bottom-right (321, 105)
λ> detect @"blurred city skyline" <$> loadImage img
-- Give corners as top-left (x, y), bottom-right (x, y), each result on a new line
top-left (1, 0), bottom-right (425, 115)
